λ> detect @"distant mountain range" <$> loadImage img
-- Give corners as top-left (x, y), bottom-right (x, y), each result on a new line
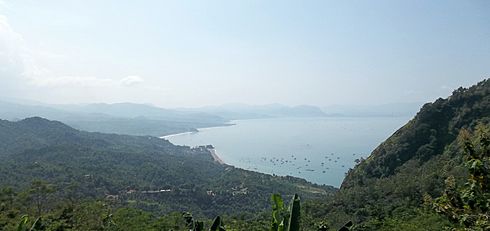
top-left (0, 102), bottom-right (328, 136)
top-left (0, 100), bottom-right (420, 136)
top-left (54, 103), bottom-right (225, 123)
top-left (0, 101), bottom-right (228, 136)
top-left (322, 102), bottom-right (423, 117)
top-left (180, 102), bottom-right (422, 120)
top-left (180, 103), bottom-right (328, 120)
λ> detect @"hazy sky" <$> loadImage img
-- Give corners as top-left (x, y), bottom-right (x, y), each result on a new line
top-left (0, 0), bottom-right (489, 107)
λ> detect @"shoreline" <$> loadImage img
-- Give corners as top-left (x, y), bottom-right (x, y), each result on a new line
top-left (157, 126), bottom-right (229, 166)
top-left (159, 123), bottom-right (235, 139)
top-left (160, 131), bottom-right (196, 139)
top-left (208, 148), bottom-right (226, 165)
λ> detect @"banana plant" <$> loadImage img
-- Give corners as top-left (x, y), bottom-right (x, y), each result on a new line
top-left (271, 193), bottom-right (286, 231)
top-left (288, 194), bottom-right (301, 231)
top-left (17, 215), bottom-right (41, 231)
top-left (194, 221), bottom-right (204, 231)
top-left (183, 212), bottom-right (225, 231)
top-left (270, 193), bottom-right (301, 231)
top-left (209, 216), bottom-right (226, 231)
top-left (338, 221), bottom-right (353, 231)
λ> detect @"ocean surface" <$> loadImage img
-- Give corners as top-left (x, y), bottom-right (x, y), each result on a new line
top-left (164, 116), bottom-right (410, 187)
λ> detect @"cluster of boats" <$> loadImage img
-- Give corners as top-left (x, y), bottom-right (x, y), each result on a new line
top-left (239, 151), bottom-right (361, 176)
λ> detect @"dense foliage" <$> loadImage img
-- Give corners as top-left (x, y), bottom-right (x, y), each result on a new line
top-left (432, 124), bottom-right (490, 230)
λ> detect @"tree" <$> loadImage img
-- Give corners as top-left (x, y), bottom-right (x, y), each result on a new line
top-left (432, 124), bottom-right (490, 230)
top-left (0, 187), bottom-right (16, 210)
top-left (28, 180), bottom-right (55, 218)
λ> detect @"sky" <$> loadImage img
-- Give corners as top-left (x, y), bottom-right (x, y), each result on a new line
top-left (0, 0), bottom-right (489, 108)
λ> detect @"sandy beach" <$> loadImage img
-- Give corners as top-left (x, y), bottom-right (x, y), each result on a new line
top-left (160, 132), bottom-right (227, 165)
top-left (160, 123), bottom-right (235, 140)
top-left (208, 148), bottom-right (226, 165)
top-left (160, 131), bottom-right (196, 139)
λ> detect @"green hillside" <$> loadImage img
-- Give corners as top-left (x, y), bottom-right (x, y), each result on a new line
top-left (307, 79), bottom-right (490, 229)
top-left (0, 117), bottom-right (333, 230)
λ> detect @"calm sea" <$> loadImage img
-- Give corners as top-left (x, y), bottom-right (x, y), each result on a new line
top-left (164, 116), bottom-right (409, 187)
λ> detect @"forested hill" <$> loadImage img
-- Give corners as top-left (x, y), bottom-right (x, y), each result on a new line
top-left (317, 79), bottom-right (489, 229)
top-left (343, 79), bottom-right (489, 187)
top-left (0, 117), bottom-right (334, 218)
top-left (0, 117), bottom-right (188, 157)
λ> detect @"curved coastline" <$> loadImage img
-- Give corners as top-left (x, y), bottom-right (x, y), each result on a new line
top-left (160, 123), bottom-right (236, 139)
top-left (160, 131), bottom-right (196, 139)
top-left (160, 125), bottom-right (232, 166)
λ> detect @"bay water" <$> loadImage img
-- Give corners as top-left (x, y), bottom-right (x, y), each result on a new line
top-left (164, 117), bottom-right (409, 187)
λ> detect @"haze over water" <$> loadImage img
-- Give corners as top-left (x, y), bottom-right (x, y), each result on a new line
top-left (165, 116), bottom-right (409, 187)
